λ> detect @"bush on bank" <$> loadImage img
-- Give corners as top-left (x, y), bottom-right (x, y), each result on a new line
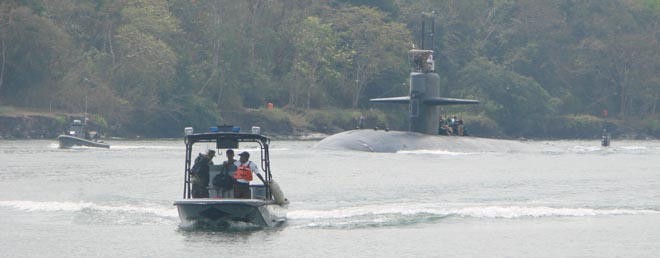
top-left (2, 105), bottom-right (658, 140)
top-left (222, 108), bottom-right (391, 136)
top-left (642, 117), bottom-right (660, 138)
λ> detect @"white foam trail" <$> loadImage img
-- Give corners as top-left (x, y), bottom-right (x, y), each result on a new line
top-left (570, 146), bottom-right (602, 153)
top-left (108, 145), bottom-right (181, 150)
top-left (232, 147), bottom-right (289, 153)
top-left (618, 146), bottom-right (647, 151)
top-left (397, 149), bottom-right (477, 156)
top-left (288, 203), bottom-right (659, 220)
top-left (449, 206), bottom-right (657, 218)
top-left (177, 220), bottom-right (262, 231)
top-left (0, 200), bottom-right (178, 218)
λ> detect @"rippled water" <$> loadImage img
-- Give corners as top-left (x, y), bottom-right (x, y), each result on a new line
top-left (1, 138), bottom-right (659, 257)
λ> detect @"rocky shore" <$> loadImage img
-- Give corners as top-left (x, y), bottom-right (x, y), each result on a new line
top-left (0, 114), bottom-right (67, 139)
top-left (1, 112), bottom-right (656, 140)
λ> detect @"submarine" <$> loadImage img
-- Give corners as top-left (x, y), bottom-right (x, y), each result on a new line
top-left (314, 13), bottom-right (527, 153)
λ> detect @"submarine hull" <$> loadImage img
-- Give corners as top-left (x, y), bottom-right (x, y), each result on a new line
top-left (313, 129), bottom-right (528, 153)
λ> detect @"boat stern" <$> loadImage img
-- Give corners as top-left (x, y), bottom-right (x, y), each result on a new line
top-left (174, 199), bottom-right (285, 228)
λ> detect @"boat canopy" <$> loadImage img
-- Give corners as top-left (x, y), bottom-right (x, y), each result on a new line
top-left (185, 132), bottom-right (270, 148)
top-left (182, 131), bottom-right (273, 199)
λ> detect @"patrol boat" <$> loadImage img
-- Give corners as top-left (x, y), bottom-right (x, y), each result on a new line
top-left (173, 126), bottom-right (287, 228)
top-left (57, 119), bottom-right (109, 149)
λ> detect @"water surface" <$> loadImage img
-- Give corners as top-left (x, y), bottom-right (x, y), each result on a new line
top-left (1, 139), bottom-right (659, 257)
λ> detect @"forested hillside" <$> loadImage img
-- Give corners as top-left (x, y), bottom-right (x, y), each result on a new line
top-left (0, 0), bottom-right (658, 138)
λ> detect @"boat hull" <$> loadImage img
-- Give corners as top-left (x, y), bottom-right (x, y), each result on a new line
top-left (173, 199), bottom-right (286, 228)
top-left (57, 135), bottom-right (110, 149)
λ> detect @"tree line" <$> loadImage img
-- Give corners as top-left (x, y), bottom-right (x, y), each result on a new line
top-left (0, 0), bottom-right (658, 138)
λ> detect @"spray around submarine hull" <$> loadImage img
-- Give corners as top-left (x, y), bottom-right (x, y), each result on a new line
top-left (314, 129), bottom-right (529, 153)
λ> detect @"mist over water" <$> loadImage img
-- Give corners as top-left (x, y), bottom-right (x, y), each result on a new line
top-left (1, 139), bottom-right (659, 257)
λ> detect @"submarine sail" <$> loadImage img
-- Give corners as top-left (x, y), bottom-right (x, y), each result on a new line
top-left (369, 11), bottom-right (478, 134)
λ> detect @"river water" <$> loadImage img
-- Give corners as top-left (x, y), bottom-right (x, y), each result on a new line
top-left (1, 138), bottom-right (659, 257)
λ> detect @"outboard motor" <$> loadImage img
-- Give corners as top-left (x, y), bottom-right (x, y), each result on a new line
top-left (269, 180), bottom-right (288, 205)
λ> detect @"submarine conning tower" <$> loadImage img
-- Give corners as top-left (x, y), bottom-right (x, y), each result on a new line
top-left (409, 49), bottom-right (440, 134)
top-left (369, 47), bottom-right (478, 135)
top-left (369, 12), bottom-right (478, 135)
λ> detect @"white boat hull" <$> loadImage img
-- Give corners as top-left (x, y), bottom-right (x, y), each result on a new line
top-left (173, 199), bottom-right (286, 228)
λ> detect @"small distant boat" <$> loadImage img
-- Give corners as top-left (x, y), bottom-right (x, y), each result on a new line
top-left (57, 119), bottom-right (109, 149)
top-left (173, 126), bottom-right (287, 229)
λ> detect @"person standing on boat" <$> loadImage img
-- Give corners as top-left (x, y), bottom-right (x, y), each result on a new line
top-left (233, 151), bottom-right (261, 199)
top-left (191, 149), bottom-right (215, 198)
top-left (213, 149), bottom-right (237, 198)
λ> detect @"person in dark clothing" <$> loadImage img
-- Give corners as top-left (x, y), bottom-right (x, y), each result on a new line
top-left (213, 149), bottom-right (237, 198)
top-left (191, 149), bottom-right (215, 198)
top-left (439, 116), bottom-right (453, 135)
top-left (457, 119), bottom-right (464, 136)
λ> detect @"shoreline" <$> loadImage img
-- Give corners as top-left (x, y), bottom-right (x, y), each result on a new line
top-left (1, 110), bottom-right (657, 141)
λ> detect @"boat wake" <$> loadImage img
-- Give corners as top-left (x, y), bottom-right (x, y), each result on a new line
top-left (288, 203), bottom-right (659, 229)
top-left (4, 200), bottom-right (658, 229)
top-left (567, 145), bottom-right (654, 155)
top-left (0, 200), bottom-right (178, 225)
top-left (569, 145), bottom-right (603, 153)
top-left (397, 149), bottom-right (480, 156)
top-left (177, 220), bottom-right (264, 232)
top-left (0, 200), bottom-right (281, 231)
top-left (108, 145), bottom-right (181, 150)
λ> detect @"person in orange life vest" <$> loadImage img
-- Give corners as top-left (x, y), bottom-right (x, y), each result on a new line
top-left (233, 151), bottom-right (261, 199)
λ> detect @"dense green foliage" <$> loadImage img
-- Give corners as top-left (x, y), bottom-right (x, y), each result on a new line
top-left (0, 0), bottom-right (658, 138)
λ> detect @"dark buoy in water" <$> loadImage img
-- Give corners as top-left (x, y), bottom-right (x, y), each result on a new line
top-left (601, 128), bottom-right (611, 147)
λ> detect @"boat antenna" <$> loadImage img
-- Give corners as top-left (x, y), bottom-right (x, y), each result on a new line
top-left (83, 77), bottom-right (89, 126)
top-left (84, 95), bottom-right (87, 126)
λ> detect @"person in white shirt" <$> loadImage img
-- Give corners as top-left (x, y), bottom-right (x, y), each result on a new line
top-left (233, 151), bottom-right (261, 198)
